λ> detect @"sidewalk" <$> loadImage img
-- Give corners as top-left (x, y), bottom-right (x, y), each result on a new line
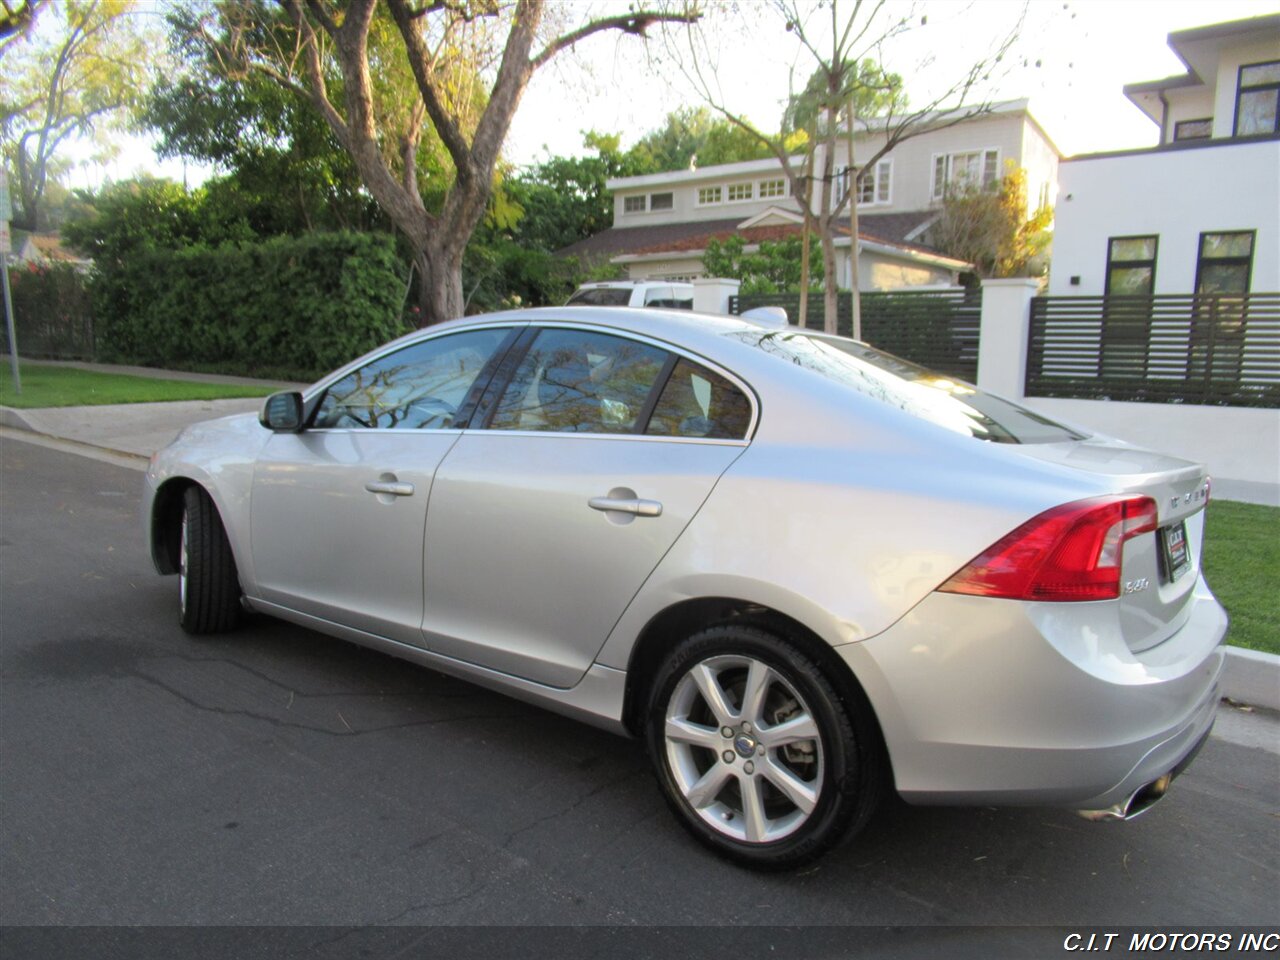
top-left (0, 358), bottom-right (305, 460)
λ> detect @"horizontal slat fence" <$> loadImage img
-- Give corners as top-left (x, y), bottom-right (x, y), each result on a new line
top-left (1027, 294), bottom-right (1280, 408)
top-left (730, 288), bottom-right (981, 381)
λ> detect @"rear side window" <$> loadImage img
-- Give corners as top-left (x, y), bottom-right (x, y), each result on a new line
top-left (566, 288), bottom-right (633, 307)
top-left (312, 328), bottom-right (509, 430)
top-left (489, 329), bottom-right (667, 434)
top-left (646, 359), bottom-right (752, 440)
top-left (730, 330), bottom-right (1083, 444)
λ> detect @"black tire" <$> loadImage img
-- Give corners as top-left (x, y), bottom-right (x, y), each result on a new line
top-left (178, 485), bottom-right (242, 634)
top-left (645, 625), bottom-right (881, 870)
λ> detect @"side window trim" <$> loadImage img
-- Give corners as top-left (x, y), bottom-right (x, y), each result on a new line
top-left (633, 353), bottom-right (680, 435)
top-left (471, 326), bottom-right (540, 430)
top-left (452, 327), bottom-right (525, 430)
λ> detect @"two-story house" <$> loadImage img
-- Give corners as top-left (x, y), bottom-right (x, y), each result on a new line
top-left (559, 99), bottom-right (1060, 291)
top-left (1048, 14), bottom-right (1279, 297)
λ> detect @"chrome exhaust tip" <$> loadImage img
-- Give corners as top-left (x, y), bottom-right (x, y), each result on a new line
top-left (1076, 773), bottom-right (1173, 822)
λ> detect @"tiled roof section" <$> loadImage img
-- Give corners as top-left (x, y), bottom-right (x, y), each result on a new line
top-left (557, 210), bottom-right (943, 262)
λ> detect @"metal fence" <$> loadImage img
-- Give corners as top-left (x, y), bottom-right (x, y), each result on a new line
top-left (1027, 294), bottom-right (1280, 408)
top-left (729, 288), bottom-right (982, 382)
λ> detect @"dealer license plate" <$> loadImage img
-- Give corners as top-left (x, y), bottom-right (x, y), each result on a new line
top-left (1161, 521), bottom-right (1190, 582)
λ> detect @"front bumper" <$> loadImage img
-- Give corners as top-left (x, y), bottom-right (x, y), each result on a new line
top-left (837, 574), bottom-right (1227, 808)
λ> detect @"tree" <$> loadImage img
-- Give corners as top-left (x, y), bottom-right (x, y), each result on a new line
top-left (185, 1), bottom-right (698, 326)
top-left (926, 163), bottom-right (1052, 278)
top-left (668, 0), bottom-right (1021, 336)
top-left (1, 0), bottom-right (149, 230)
top-left (701, 234), bottom-right (823, 295)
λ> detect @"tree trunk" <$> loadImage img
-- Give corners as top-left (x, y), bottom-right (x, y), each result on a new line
top-left (417, 238), bottom-right (466, 327)
top-left (846, 102), bottom-right (862, 342)
top-left (819, 106), bottom-right (838, 335)
top-left (797, 143), bottom-right (816, 329)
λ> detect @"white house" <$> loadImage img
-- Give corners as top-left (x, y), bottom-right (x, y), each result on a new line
top-left (559, 99), bottom-right (1060, 291)
top-left (1049, 14), bottom-right (1280, 297)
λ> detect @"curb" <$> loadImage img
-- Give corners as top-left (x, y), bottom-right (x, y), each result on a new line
top-left (0, 405), bottom-right (36, 432)
top-left (1221, 646), bottom-right (1280, 712)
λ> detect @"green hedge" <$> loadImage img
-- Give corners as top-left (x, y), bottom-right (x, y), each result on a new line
top-left (2, 262), bottom-right (96, 360)
top-left (93, 232), bottom-right (409, 380)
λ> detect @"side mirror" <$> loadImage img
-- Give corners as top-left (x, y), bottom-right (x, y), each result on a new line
top-left (260, 391), bottom-right (305, 432)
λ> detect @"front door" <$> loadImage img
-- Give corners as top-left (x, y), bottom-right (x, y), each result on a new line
top-left (250, 326), bottom-right (515, 644)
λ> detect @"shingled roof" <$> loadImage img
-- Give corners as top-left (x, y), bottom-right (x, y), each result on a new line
top-left (557, 210), bottom-right (944, 264)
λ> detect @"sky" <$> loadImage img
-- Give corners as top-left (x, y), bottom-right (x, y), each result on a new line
top-left (79, 0), bottom-right (1280, 188)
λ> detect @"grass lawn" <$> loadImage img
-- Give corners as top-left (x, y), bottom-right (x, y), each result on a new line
top-left (1202, 500), bottom-right (1280, 655)
top-left (0, 363), bottom-right (277, 409)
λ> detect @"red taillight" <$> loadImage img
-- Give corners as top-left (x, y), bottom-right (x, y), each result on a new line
top-left (938, 496), bottom-right (1159, 602)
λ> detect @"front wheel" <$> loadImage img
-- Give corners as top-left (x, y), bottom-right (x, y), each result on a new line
top-left (178, 486), bottom-right (242, 635)
top-left (646, 625), bottom-right (880, 869)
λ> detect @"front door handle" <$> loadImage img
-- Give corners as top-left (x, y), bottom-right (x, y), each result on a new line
top-left (365, 480), bottom-right (415, 497)
top-left (588, 496), bottom-right (662, 518)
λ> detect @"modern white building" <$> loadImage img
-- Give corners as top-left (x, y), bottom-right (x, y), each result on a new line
top-left (560, 99), bottom-right (1060, 291)
top-left (1049, 14), bottom-right (1280, 297)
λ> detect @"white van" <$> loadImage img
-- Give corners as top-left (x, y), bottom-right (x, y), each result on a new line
top-left (566, 281), bottom-right (694, 310)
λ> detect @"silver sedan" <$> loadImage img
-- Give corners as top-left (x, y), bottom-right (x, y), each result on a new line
top-left (144, 307), bottom-right (1226, 869)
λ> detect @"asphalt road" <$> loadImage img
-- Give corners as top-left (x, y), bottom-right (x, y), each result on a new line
top-left (1, 435), bottom-right (1277, 956)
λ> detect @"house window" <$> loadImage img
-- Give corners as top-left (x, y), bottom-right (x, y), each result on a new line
top-left (1173, 118), bottom-right (1212, 141)
top-left (1105, 236), bottom-right (1158, 295)
top-left (623, 196), bottom-right (646, 214)
top-left (649, 192), bottom-right (674, 211)
top-left (759, 179), bottom-right (786, 198)
top-left (1195, 231), bottom-right (1255, 294)
top-left (697, 186), bottom-right (722, 206)
top-left (856, 160), bottom-right (892, 206)
top-left (931, 149), bottom-right (1000, 200)
top-left (727, 183), bottom-right (753, 202)
top-left (1234, 61), bottom-right (1280, 136)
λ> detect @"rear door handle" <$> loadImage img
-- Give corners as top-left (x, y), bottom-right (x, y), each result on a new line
top-left (365, 480), bottom-right (415, 497)
top-left (588, 496), bottom-right (662, 518)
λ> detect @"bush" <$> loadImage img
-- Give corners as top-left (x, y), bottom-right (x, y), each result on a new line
top-left (93, 232), bottom-right (409, 380)
top-left (1, 262), bottom-right (96, 360)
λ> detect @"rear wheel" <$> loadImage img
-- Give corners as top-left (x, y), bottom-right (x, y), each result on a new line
top-left (646, 625), bottom-right (880, 869)
top-left (178, 486), bottom-right (241, 634)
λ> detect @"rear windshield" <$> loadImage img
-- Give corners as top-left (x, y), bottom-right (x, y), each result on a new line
top-left (731, 330), bottom-right (1085, 444)
top-left (567, 288), bottom-right (633, 307)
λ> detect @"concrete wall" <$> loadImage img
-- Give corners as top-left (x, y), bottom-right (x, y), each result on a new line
top-left (1048, 138), bottom-right (1280, 296)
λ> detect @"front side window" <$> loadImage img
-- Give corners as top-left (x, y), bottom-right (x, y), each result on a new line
top-left (759, 179), bottom-right (786, 198)
top-left (489, 329), bottom-right (668, 434)
top-left (650, 192), bottom-right (674, 211)
top-left (697, 186), bottom-right (722, 205)
top-left (1235, 61), bottom-right (1280, 136)
top-left (727, 183), bottom-right (753, 202)
top-left (1196, 231), bottom-right (1255, 294)
top-left (623, 195), bottom-right (646, 214)
top-left (646, 358), bottom-right (752, 440)
top-left (566, 287), bottom-right (633, 306)
top-left (312, 328), bottom-right (510, 430)
top-left (1105, 235), bottom-right (1158, 295)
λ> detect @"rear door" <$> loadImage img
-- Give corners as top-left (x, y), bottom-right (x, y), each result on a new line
top-left (421, 325), bottom-right (755, 687)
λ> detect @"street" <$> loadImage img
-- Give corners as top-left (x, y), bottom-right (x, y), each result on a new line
top-left (1, 435), bottom-right (1276, 949)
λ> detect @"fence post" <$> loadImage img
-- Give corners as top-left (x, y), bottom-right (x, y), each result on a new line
top-left (977, 278), bottom-right (1040, 398)
top-left (692, 277), bottom-right (741, 316)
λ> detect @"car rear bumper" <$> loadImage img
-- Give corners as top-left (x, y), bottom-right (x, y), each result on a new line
top-left (837, 574), bottom-right (1227, 808)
